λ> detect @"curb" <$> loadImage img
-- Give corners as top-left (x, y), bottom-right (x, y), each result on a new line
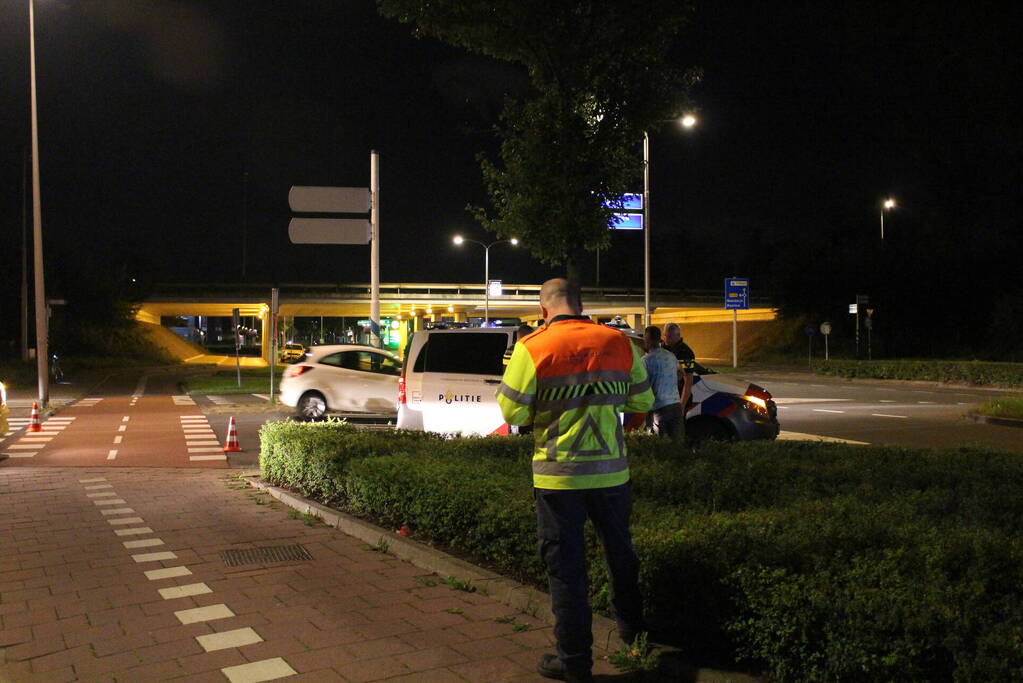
top-left (966, 412), bottom-right (1023, 428)
top-left (242, 476), bottom-right (620, 653)
top-left (242, 476), bottom-right (763, 682)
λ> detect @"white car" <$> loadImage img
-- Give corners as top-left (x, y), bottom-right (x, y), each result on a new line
top-left (397, 327), bottom-right (516, 436)
top-left (279, 344), bottom-right (402, 418)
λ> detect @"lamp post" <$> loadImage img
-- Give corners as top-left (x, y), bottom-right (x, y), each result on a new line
top-left (29, 0), bottom-right (49, 406)
top-left (881, 198), bottom-right (895, 239)
top-left (643, 114), bottom-right (697, 326)
top-left (453, 236), bottom-right (518, 324)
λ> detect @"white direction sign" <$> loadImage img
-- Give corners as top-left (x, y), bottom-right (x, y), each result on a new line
top-left (289, 186), bottom-right (370, 214)
top-left (288, 218), bottom-right (370, 245)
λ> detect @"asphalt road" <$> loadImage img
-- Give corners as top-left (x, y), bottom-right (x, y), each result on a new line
top-left (740, 370), bottom-right (1023, 453)
top-left (3, 368), bottom-right (1021, 465)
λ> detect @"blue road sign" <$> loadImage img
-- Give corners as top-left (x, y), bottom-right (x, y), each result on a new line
top-left (610, 212), bottom-right (644, 230)
top-left (601, 193), bottom-right (643, 211)
top-left (725, 278), bottom-right (749, 310)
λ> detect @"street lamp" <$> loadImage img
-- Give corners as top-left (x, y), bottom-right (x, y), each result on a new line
top-left (643, 114), bottom-right (697, 326)
top-left (452, 235), bottom-right (519, 324)
top-left (881, 198), bottom-right (896, 239)
top-left (28, 0), bottom-right (49, 406)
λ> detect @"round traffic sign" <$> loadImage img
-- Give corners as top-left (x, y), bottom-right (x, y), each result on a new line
top-left (820, 322), bottom-right (832, 335)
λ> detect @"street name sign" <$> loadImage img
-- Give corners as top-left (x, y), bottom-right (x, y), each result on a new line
top-left (610, 212), bottom-right (644, 230)
top-left (288, 218), bottom-right (370, 245)
top-left (288, 186), bottom-right (370, 214)
top-left (725, 278), bottom-right (749, 310)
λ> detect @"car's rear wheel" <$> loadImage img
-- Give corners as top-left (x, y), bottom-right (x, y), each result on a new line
top-left (297, 392), bottom-right (327, 419)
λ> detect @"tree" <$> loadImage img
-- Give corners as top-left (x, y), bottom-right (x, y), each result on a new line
top-left (377, 0), bottom-right (698, 276)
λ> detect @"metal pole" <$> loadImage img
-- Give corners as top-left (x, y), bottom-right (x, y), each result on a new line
top-left (643, 131), bottom-right (651, 327)
top-left (29, 0), bottom-right (49, 407)
top-left (880, 208), bottom-right (884, 240)
top-left (484, 245), bottom-right (490, 324)
top-left (732, 309), bottom-right (738, 368)
top-left (825, 334), bottom-right (829, 361)
top-left (21, 150), bottom-right (29, 361)
top-left (370, 150), bottom-right (381, 347)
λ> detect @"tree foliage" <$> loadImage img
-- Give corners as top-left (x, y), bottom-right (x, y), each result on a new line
top-left (377, 0), bottom-right (698, 270)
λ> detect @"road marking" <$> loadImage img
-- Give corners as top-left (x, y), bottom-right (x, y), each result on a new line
top-left (123, 538), bottom-right (164, 549)
top-left (8, 444), bottom-right (42, 450)
top-left (777, 431), bottom-right (869, 444)
top-left (158, 582), bottom-right (212, 600)
top-left (94, 498), bottom-right (127, 505)
top-left (774, 398), bottom-right (852, 404)
top-left (183, 429), bottom-right (214, 433)
top-left (188, 447), bottom-right (224, 453)
top-left (3, 453), bottom-right (37, 458)
top-left (108, 517), bottom-right (145, 525)
top-left (113, 435), bottom-right (123, 444)
top-left (133, 374), bottom-right (148, 397)
top-left (146, 566), bottom-right (192, 581)
top-left (221, 657), bottom-right (296, 682)
top-left (186, 441), bottom-right (221, 446)
top-left (100, 507), bottom-right (134, 515)
top-left (176, 603), bottom-right (233, 624)
top-left (122, 416), bottom-right (131, 422)
top-left (918, 401), bottom-right (936, 404)
top-left (107, 450), bottom-right (118, 460)
top-left (252, 394), bottom-right (270, 401)
top-left (812, 409), bottom-right (845, 414)
top-left (87, 492), bottom-right (118, 498)
top-left (20, 435), bottom-right (54, 441)
top-left (179, 415), bottom-right (205, 419)
top-left (114, 527), bottom-right (154, 536)
top-left (84, 484), bottom-right (113, 490)
top-left (132, 551), bottom-right (177, 563)
top-left (197, 627), bottom-right (263, 652)
top-left (207, 395), bottom-right (233, 405)
top-left (118, 425), bottom-right (127, 432)
top-left (879, 399), bottom-right (896, 403)
top-left (190, 455), bottom-right (228, 461)
top-left (79, 477), bottom-right (106, 483)
top-left (872, 413), bottom-right (908, 419)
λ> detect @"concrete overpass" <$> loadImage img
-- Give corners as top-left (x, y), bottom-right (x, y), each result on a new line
top-left (136, 282), bottom-right (778, 364)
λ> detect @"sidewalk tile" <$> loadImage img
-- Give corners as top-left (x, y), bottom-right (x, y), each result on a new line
top-left (394, 645), bottom-right (470, 672)
top-left (448, 654), bottom-right (532, 680)
top-left (339, 655), bottom-right (413, 682)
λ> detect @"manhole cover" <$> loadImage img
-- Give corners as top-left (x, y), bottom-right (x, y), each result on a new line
top-left (220, 545), bottom-right (313, 567)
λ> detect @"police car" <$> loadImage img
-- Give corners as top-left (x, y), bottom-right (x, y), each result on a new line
top-left (396, 324), bottom-right (778, 441)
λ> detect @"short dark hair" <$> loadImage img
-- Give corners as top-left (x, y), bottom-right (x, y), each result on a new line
top-left (644, 325), bottom-right (662, 342)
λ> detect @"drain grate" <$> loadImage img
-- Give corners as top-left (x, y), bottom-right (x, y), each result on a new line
top-left (220, 544), bottom-right (313, 567)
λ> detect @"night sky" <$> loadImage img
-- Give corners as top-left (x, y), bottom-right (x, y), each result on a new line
top-left (1, 1), bottom-right (1020, 354)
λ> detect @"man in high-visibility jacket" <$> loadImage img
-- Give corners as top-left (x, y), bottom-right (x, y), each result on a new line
top-left (498, 278), bottom-right (654, 683)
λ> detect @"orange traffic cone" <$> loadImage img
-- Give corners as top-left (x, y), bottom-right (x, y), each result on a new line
top-left (29, 402), bottom-right (42, 432)
top-left (223, 416), bottom-right (242, 452)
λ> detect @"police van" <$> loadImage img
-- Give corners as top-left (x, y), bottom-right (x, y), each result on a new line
top-left (396, 327), bottom-right (517, 435)
top-left (396, 325), bottom-right (779, 441)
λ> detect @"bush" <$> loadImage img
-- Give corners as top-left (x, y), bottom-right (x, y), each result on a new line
top-left (812, 359), bottom-right (1023, 387)
top-left (260, 426), bottom-right (1023, 680)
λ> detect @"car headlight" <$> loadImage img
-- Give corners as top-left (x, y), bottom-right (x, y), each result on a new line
top-left (744, 394), bottom-right (767, 411)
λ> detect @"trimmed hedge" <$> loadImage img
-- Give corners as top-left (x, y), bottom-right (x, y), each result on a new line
top-left (812, 359), bottom-right (1023, 387)
top-left (260, 423), bottom-right (1023, 680)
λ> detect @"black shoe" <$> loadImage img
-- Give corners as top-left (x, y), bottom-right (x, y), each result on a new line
top-left (536, 654), bottom-right (594, 683)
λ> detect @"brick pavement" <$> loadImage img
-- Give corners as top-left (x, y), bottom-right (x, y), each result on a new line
top-left (0, 466), bottom-right (629, 682)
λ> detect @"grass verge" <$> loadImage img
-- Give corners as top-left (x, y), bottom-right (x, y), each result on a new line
top-left (181, 367), bottom-right (283, 394)
top-left (975, 396), bottom-right (1023, 420)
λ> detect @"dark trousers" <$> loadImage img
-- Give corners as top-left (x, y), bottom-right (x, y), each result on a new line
top-left (535, 482), bottom-right (644, 673)
top-left (649, 402), bottom-right (684, 440)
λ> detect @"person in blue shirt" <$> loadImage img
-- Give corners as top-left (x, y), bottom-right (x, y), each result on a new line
top-left (642, 326), bottom-right (684, 440)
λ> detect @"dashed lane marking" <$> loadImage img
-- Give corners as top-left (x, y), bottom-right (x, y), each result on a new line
top-left (107, 450), bottom-right (118, 460)
top-left (100, 507), bottom-right (134, 515)
top-left (114, 527), bottom-right (155, 537)
top-left (94, 498), bottom-right (127, 506)
top-left (146, 566), bottom-right (192, 580)
top-left (872, 413), bottom-right (908, 419)
top-left (176, 604), bottom-right (233, 624)
top-left (107, 517), bottom-right (145, 526)
top-left (812, 409), bottom-right (845, 414)
top-left (132, 551), bottom-right (177, 563)
top-left (221, 657), bottom-right (297, 683)
top-left (197, 627), bottom-right (263, 652)
top-left (123, 538), bottom-right (164, 549)
top-left (158, 583), bottom-right (212, 600)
